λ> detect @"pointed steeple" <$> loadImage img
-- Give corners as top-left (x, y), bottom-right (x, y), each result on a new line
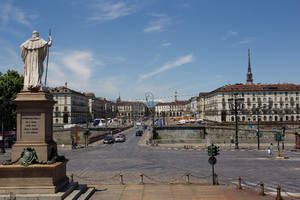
top-left (116, 93), bottom-right (121, 103)
top-left (246, 49), bottom-right (253, 85)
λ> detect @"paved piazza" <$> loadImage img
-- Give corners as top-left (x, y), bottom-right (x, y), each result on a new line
top-left (1, 127), bottom-right (300, 197)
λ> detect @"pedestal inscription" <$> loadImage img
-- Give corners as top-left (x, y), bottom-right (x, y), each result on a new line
top-left (22, 116), bottom-right (41, 134)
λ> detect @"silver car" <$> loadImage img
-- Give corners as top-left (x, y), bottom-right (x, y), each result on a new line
top-left (115, 135), bottom-right (126, 142)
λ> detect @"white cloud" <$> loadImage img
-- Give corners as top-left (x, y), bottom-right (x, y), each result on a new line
top-left (222, 30), bottom-right (238, 40)
top-left (161, 40), bottom-right (171, 47)
top-left (96, 75), bottom-right (127, 96)
top-left (143, 13), bottom-right (172, 33)
top-left (139, 54), bottom-right (194, 81)
top-left (103, 56), bottom-right (127, 64)
top-left (0, 1), bottom-right (34, 27)
top-left (88, 1), bottom-right (138, 21)
top-left (47, 50), bottom-right (103, 91)
top-left (230, 37), bottom-right (254, 47)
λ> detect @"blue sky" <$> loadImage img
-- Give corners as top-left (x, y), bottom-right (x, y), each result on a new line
top-left (0, 0), bottom-right (300, 102)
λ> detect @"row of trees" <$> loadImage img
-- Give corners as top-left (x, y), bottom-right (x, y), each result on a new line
top-left (0, 70), bottom-right (23, 131)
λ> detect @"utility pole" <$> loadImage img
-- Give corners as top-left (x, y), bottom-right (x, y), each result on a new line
top-left (145, 92), bottom-right (155, 140)
top-left (229, 93), bottom-right (244, 150)
top-left (257, 107), bottom-right (260, 150)
top-left (282, 127), bottom-right (285, 150)
top-left (234, 100), bottom-right (239, 149)
top-left (0, 94), bottom-right (6, 154)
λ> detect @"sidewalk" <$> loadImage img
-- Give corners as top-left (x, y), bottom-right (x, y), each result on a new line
top-left (89, 183), bottom-right (275, 200)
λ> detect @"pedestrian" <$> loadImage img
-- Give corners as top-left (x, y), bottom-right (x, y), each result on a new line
top-left (269, 143), bottom-right (273, 155)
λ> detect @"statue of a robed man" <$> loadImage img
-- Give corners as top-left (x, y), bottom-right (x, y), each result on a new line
top-left (20, 30), bottom-right (52, 90)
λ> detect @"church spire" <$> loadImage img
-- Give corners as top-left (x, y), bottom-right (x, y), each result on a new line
top-left (246, 49), bottom-right (253, 85)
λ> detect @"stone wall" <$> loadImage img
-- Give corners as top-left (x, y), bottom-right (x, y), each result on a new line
top-left (155, 125), bottom-right (296, 145)
top-left (53, 125), bottom-right (132, 145)
top-left (205, 126), bottom-right (295, 144)
top-left (53, 129), bottom-right (106, 145)
top-left (156, 127), bottom-right (205, 140)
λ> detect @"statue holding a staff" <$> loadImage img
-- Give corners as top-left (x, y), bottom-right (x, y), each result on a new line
top-left (20, 30), bottom-right (52, 90)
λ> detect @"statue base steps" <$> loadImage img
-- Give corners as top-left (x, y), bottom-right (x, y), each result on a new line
top-left (0, 182), bottom-right (95, 200)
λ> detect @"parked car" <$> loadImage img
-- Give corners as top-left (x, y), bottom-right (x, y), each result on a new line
top-left (136, 130), bottom-right (143, 136)
top-left (115, 135), bottom-right (126, 142)
top-left (177, 120), bottom-right (186, 125)
top-left (119, 133), bottom-right (126, 139)
top-left (103, 135), bottom-right (115, 144)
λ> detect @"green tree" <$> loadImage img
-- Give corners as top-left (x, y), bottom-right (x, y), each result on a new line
top-left (0, 70), bottom-right (23, 131)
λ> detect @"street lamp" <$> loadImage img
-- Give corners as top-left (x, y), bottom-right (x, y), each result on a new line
top-left (228, 93), bottom-right (244, 149)
top-left (256, 106), bottom-right (261, 150)
top-left (1, 98), bottom-right (5, 154)
top-left (84, 112), bottom-right (90, 147)
top-left (0, 94), bottom-right (10, 154)
top-left (145, 92), bottom-right (155, 140)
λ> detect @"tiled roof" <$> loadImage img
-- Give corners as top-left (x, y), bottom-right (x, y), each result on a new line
top-left (84, 93), bottom-right (95, 97)
top-left (116, 101), bottom-right (146, 106)
top-left (208, 83), bottom-right (300, 95)
top-left (49, 86), bottom-right (85, 96)
top-left (156, 100), bottom-right (190, 106)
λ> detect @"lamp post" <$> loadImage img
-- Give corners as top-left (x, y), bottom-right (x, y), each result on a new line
top-left (257, 106), bottom-right (261, 150)
top-left (145, 92), bottom-right (154, 140)
top-left (228, 93), bottom-right (244, 150)
top-left (0, 94), bottom-right (8, 154)
top-left (84, 112), bottom-right (89, 147)
top-left (1, 101), bottom-right (5, 154)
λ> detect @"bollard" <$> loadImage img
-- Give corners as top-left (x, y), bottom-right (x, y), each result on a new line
top-left (259, 182), bottom-right (265, 196)
top-left (185, 173), bottom-right (190, 184)
top-left (276, 185), bottom-right (283, 200)
top-left (214, 173), bottom-right (219, 185)
top-left (140, 174), bottom-right (144, 184)
top-left (237, 177), bottom-right (242, 189)
top-left (70, 173), bottom-right (74, 182)
top-left (120, 174), bottom-right (124, 185)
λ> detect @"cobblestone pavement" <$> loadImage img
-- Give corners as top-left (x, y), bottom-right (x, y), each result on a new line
top-left (1, 126), bottom-right (300, 199)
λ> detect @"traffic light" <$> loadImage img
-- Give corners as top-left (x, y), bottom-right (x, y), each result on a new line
top-left (212, 145), bottom-right (220, 156)
top-left (207, 144), bottom-right (220, 156)
top-left (207, 145), bottom-right (212, 156)
top-left (215, 145), bottom-right (220, 156)
top-left (274, 133), bottom-right (282, 141)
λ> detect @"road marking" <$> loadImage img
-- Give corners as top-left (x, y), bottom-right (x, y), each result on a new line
top-left (126, 132), bottom-right (136, 142)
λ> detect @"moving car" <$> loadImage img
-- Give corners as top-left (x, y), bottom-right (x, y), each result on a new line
top-left (136, 130), bottom-right (143, 136)
top-left (103, 135), bottom-right (115, 144)
top-left (115, 135), bottom-right (126, 142)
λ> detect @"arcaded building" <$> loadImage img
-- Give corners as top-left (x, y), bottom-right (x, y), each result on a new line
top-left (199, 50), bottom-right (300, 122)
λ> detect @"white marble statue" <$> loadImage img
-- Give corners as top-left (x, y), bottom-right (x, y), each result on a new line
top-left (20, 30), bottom-right (52, 90)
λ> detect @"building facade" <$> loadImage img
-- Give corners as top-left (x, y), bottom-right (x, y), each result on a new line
top-left (200, 84), bottom-right (300, 122)
top-left (155, 100), bottom-right (190, 118)
top-left (198, 49), bottom-right (300, 122)
top-left (49, 86), bottom-right (88, 124)
top-left (116, 101), bottom-right (148, 123)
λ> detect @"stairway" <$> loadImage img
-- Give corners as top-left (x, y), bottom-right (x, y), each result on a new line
top-left (0, 182), bottom-right (95, 200)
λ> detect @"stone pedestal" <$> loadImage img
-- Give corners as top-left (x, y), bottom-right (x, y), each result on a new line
top-left (0, 160), bottom-right (69, 194)
top-left (12, 90), bottom-right (57, 162)
top-left (0, 90), bottom-right (69, 194)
